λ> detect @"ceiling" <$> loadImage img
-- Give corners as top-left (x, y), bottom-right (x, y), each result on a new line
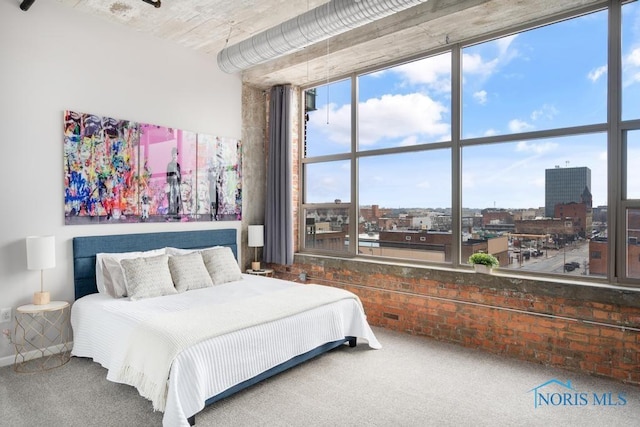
top-left (53, 0), bottom-right (605, 89)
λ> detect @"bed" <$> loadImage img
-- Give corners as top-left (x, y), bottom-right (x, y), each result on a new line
top-left (70, 229), bottom-right (381, 427)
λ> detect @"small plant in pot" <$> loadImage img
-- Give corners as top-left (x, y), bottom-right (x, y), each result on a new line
top-left (468, 252), bottom-right (499, 274)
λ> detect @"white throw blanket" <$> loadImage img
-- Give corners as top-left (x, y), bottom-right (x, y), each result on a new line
top-left (114, 284), bottom-right (361, 411)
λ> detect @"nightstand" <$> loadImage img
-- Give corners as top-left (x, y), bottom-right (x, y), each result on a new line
top-left (246, 268), bottom-right (274, 277)
top-left (14, 301), bottom-right (71, 373)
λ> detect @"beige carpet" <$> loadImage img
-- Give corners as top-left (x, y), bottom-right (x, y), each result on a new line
top-left (0, 327), bottom-right (638, 426)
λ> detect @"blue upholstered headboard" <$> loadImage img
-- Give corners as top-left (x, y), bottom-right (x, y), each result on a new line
top-left (72, 229), bottom-right (238, 300)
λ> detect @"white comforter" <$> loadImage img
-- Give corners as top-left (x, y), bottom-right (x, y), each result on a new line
top-left (71, 274), bottom-right (381, 427)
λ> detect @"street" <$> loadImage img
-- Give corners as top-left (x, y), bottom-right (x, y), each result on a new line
top-left (506, 240), bottom-right (590, 276)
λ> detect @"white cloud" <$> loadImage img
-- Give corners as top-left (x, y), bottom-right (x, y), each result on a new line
top-left (473, 90), bottom-right (488, 105)
top-left (417, 181), bottom-right (431, 189)
top-left (462, 52), bottom-right (499, 78)
top-left (515, 140), bottom-right (559, 154)
top-left (623, 47), bottom-right (640, 86)
top-left (588, 65), bottom-right (607, 82)
top-left (508, 119), bottom-right (534, 133)
top-left (627, 48), bottom-right (640, 66)
top-left (392, 54), bottom-right (452, 91)
top-left (463, 34), bottom-right (519, 79)
top-left (308, 92), bottom-right (450, 148)
top-left (307, 102), bottom-right (351, 145)
top-left (359, 93), bottom-right (449, 146)
top-left (398, 135), bottom-right (419, 147)
top-left (530, 104), bottom-right (559, 121)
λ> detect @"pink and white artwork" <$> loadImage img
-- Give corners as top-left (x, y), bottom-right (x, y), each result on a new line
top-left (64, 110), bottom-right (242, 224)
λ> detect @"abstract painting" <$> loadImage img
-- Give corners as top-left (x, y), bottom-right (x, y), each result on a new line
top-left (64, 110), bottom-right (242, 224)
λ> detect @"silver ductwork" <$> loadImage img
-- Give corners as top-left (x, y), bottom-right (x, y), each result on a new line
top-left (217, 0), bottom-right (428, 73)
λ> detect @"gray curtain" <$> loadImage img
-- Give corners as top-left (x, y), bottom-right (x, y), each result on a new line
top-left (264, 85), bottom-right (293, 265)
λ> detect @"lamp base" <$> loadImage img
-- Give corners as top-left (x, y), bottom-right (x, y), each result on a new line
top-left (33, 291), bottom-right (50, 305)
top-left (251, 261), bottom-right (261, 271)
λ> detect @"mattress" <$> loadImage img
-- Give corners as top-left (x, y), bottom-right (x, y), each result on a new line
top-left (71, 274), bottom-right (381, 426)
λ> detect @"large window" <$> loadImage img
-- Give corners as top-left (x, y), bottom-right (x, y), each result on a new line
top-left (462, 134), bottom-right (606, 276)
top-left (359, 149), bottom-right (451, 262)
top-left (358, 54), bottom-right (452, 151)
top-left (301, 1), bottom-right (640, 285)
top-left (622, 1), bottom-right (640, 121)
top-left (460, 10), bottom-right (608, 278)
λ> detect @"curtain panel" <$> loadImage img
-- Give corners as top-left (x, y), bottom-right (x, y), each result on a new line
top-left (264, 85), bottom-right (293, 265)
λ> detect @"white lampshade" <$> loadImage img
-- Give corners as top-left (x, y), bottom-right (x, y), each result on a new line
top-left (26, 235), bottom-right (55, 305)
top-left (248, 225), bottom-right (264, 248)
top-left (26, 235), bottom-right (56, 270)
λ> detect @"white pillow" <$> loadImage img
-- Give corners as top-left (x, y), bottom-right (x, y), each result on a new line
top-left (165, 246), bottom-right (222, 256)
top-left (201, 246), bottom-right (242, 285)
top-left (96, 248), bottom-right (166, 297)
top-left (165, 247), bottom-right (198, 256)
top-left (121, 254), bottom-right (177, 300)
top-left (168, 252), bottom-right (213, 292)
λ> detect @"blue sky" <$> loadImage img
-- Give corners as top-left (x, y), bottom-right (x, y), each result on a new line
top-left (306, 3), bottom-right (640, 210)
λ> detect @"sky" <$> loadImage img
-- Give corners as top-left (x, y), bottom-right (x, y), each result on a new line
top-left (305, 2), bottom-right (640, 211)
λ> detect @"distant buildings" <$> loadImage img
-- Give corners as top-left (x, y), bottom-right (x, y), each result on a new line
top-left (306, 164), bottom-right (602, 272)
top-left (545, 166), bottom-right (591, 218)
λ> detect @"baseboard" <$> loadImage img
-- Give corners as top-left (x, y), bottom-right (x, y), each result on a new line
top-left (0, 342), bottom-right (73, 368)
top-left (0, 353), bottom-right (14, 368)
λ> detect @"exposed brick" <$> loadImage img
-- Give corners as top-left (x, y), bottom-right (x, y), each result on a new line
top-left (277, 258), bottom-right (640, 386)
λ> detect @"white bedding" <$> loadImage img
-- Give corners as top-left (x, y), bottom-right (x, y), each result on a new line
top-left (71, 274), bottom-right (381, 427)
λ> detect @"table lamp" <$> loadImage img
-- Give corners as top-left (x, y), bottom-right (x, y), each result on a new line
top-left (26, 235), bottom-right (55, 305)
top-left (248, 225), bottom-right (264, 271)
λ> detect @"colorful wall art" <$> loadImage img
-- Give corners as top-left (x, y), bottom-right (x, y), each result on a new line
top-left (64, 110), bottom-right (242, 224)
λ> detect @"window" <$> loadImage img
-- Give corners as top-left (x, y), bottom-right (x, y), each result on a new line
top-left (304, 161), bottom-right (350, 204)
top-left (358, 53), bottom-right (451, 151)
top-left (359, 149), bottom-right (451, 262)
top-left (304, 79), bottom-right (351, 158)
top-left (625, 130), bottom-right (640, 200)
top-left (462, 12), bottom-right (607, 138)
top-left (627, 209), bottom-right (640, 279)
top-left (622, 1), bottom-right (640, 282)
top-left (300, 2), bottom-right (640, 285)
top-left (622, 1), bottom-right (640, 121)
top-left (461, 134), bottom-right (606, 276)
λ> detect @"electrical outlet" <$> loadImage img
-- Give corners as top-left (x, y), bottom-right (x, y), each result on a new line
top-left (0, 308), bottom-right (11, 323)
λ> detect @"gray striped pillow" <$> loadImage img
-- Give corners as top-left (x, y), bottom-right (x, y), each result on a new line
top-left (168, 252), bottom-right (213, 292)
top-left (121, 254), bottom-right (177, 300)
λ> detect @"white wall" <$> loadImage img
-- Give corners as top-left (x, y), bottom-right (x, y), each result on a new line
top-left (0, 1), bottom-right (242, 359)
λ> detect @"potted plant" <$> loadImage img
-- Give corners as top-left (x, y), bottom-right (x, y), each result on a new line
top-left (468, 252), bottom-right (499, 274)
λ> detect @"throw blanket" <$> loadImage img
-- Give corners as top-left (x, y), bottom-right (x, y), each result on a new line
top-left (114, 284), bottom-right (361, 411)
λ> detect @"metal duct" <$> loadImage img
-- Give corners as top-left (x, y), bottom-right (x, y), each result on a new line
top-left (217, 0), bottom-right (428, 73)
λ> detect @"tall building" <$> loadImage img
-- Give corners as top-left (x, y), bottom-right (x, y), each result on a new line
top-left (545, 166), bottom-right (591, 217)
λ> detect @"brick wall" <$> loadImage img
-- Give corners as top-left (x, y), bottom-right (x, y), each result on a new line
top-left (269, 256), bottom-right (640, 385)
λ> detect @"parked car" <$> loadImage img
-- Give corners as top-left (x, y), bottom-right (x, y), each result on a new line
top-left (564, 263), bottom-right (576, 272)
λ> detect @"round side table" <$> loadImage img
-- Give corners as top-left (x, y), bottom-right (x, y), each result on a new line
top-left (14, 301), bottom-right (71, 373)
top-left (246, 268), bottom-right (274, 277)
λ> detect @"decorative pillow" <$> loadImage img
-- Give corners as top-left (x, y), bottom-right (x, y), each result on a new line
top-left (97, 248), bottom-right (166, 298)
top-left (201, 246), bottom-right (243, 285)
top-left (165, 246), bottom-right (222, 256)
top-left (168, 252), bottom-right (213, 292)
top-left (121, 254), bottom-right (177, 300)
top-left (165, 247), bottom-right (198, 256)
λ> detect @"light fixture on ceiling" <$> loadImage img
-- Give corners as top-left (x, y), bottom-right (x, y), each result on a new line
top-left (141, 0), bottom-right (161, 8)
top-left (217, 0), bottom-right (428, 74)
